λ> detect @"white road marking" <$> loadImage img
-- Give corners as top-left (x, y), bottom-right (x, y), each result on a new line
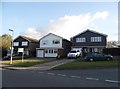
top-left (38, 71), bottom-right (119, 84)
top-left (47, 73), bottom-right (55, 75)
top-left (105, 80), bottom-right (120, 83)
top-left (70, 76), bottom-right (81, 78)
top-left (86, 77), bottom-right (99, 81)
top-left (57, 74), bottom-right (66, 77)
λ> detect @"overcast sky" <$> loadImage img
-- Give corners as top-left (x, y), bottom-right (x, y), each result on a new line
top-left (1, 1), bottom-right (118, 41)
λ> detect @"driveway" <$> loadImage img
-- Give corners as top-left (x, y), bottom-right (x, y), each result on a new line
top-left (29, 59), bottom-right (74, 70)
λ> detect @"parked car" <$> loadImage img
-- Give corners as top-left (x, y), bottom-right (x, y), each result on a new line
top-left (67, 50), bottom-right (80, 58)
top-left (3, 55), bottom-right (11, 60)
top-left (3, 53), bottom-right (21, 60)
top-left (76, 50), bottom-right (81, 57)
top-left (84, 52), bottom-right (113, 61)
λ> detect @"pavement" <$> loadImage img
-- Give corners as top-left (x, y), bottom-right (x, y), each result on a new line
top-left (0, 59), bottom-right (74, 70)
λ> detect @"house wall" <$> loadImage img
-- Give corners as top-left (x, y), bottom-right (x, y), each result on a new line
top-left (71, 31), bottom-right (107, 47)
top-left (58, 49), bottom-right (64, 58)
top-left (29, 42), bottom-right (39, 57)
top-left (13, 37), bottom-right (29, 56)
top-left (13, 37), bottom-right (29, 47)
top-left (71, 30), bottom-right (107, 57)
top-left (62, 39), bottom-right (72, 57)
top-left (37, 33), bottom-right (72, 58)
top-left (13, 36), bottom-right (39, 57)
top-left (40, 34), bottom-right (62, 48)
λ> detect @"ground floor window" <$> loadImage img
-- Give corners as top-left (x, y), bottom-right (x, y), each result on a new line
top-left (45, 49), bottom-right (58, 54)
top-left (44, 49), bottom-right (58, 58)
top-left (54, 49), bottom-right (57, 53)
top-left (49, 50), bottom-right (53, 53)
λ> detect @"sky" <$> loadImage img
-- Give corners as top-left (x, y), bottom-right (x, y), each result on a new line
top-left (1, 1), bottom-right (119, 41)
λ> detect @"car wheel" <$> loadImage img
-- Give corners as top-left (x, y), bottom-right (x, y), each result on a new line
top-left (107, 58), bottom-right (110, 61)
top-left (90, 58), bottom-right (93, 62)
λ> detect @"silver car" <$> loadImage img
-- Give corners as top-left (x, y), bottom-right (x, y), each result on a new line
top-left (67, 50), bottom-right (80, 58)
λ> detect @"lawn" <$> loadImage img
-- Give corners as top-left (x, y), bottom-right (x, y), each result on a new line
top-left (53, 60), bottom-right (120, 70)
top-left (2, 59), bottom-right (48, 67)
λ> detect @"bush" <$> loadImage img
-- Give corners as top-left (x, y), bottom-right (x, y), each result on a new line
top-left (13, 56), bottom-right (29, 60)
top-left (2, 48), bottom-right (7, 57)
top-left (103, 48), bottom-right (120, 56)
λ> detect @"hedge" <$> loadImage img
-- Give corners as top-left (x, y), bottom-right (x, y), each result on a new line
top-left (103, 48), bottom-right (120, 56)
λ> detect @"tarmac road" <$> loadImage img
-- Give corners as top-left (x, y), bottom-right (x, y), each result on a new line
top-left (2, 68), bottom-right (120, 88)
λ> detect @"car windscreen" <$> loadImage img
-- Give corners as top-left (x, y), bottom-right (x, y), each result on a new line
top-left (70, 51), bottom-right (77, 53)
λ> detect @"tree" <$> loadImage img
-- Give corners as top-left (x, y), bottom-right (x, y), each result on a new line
top-left (0, 34), bottom-right (12, 57)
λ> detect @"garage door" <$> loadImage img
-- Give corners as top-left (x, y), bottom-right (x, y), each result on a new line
top-left (37, 50), bottom-right (44, 58)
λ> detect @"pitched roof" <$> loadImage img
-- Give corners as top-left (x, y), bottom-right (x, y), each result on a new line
top-left (71, 29), bottom-right (108, 39)
top-left (40, 33), bottom-right (70, 42)
top-left (14, 35), bottom-right (39, 43)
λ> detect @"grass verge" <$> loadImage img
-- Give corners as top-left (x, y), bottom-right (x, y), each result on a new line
top-left (53, 60), bottom-right (120, 70)
top-left (2, 60), bottom-right (48, 67)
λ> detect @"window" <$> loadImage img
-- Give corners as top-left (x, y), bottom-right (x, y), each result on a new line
top-left (13, 42), bottom-right (19, 46)
top-left (76, 37), bottom-right (86, 42)
top-left (42, 40), bottom-right (48, 45)
top-left (54, 49), bottom-right (57, 53)
top-left (49, 49), bottom-right (54, 54)
top-left (53, 40), bottom-right (60, 44)
top-left (47, 49), bottom-right (57, 54)
top-left (91, 37), bottom-right (101, 42)
top-left (22, 41), bottom-right (28, 46)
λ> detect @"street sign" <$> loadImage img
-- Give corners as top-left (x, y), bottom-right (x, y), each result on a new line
top-left (18, 48), bottom-right (24, 52)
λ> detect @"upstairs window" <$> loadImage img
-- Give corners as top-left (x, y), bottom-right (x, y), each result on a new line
top-left (42, 40), bottom-right (48, 45)
top-left (22, 41), bottom-right (28, 46)
top-left (53, 40), bottom-right (60, 44)
top-left (91, 37), bottom-right (102, 42)
top-left (13, 42), bottom-right (19, 46)
top-left (76, 37), bottom-right (86, 42)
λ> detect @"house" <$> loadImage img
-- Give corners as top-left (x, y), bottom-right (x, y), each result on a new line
top-left (36, 33), bottom-right (72, 58)
top-left (70, 29), bottom-right (107, 57)
top-left (13, 35), bottom-right (39, 57)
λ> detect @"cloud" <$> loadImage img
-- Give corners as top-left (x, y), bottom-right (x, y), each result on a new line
top-left (20, 28), bottom-right (41, 40)
top-left (92, 11), bottom-right (109, 20)
top-left (21, 11), bottom-right (109, 40)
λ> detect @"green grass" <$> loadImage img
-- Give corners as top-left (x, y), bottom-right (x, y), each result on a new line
top-left (53, 60), bottom-right (120, 70)
top-left (2, 60), bottom-right (48, 67)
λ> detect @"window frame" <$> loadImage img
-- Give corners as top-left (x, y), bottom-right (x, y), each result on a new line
top-left (53, 40), bottom-right (60, 44)
top-left (22, 41), bottom-right (28, 46)
top-left (76, 37), bottom-right (86, 42)
top-left (13, 42), bottom-right (19, 46)
top-left (42, 40), bottom-right (48, 45)
top-left (91, 37), bottom-right (102, 42)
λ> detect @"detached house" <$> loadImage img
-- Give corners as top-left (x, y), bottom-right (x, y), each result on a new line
top-left (13, 35), bottom-right (39, 57)
top-left (36, 33), bottom-right (72, 58)
top-left (71, 29), bottom-right (107, 57)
